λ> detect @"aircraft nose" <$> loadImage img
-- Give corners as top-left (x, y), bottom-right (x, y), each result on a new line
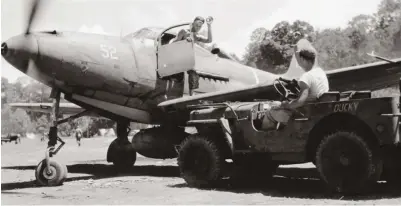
top-left (1, 42), bottom-right (8, 56)
top-left (1, 34), bottom-right (39, 73)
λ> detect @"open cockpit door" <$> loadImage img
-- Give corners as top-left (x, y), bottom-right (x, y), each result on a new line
top-left (157, 41), bottom-right (195, 77)
top-left (156, 23), bottom-right (197, 78)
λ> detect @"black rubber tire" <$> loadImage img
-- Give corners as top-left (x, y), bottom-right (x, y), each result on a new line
top-left (316, 131), bottom-right (382, 194)
top-left (108, 139), bottom-right (137, 172)
top-left (381, 146), bottom-right (401, 189)
top-left (63, 164), bottom-right (68, 180)
top-left (35, 159), bottom-right (67, 186)
top-left (231, 154), bottom-right (278, 187)
top-left (177, 134), bottom-right (224, 188)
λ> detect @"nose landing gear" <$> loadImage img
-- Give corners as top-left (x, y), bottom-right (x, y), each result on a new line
top-left (34, 88), bottom-right (89, 186)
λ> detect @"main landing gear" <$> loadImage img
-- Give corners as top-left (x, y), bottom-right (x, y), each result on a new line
top-left (35, 88), bottom-right (91, 186)
top-left (106, 121), bottom-right (137, 171)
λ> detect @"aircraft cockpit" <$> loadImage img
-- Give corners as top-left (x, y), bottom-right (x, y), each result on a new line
top-left (156, 23), bottom-right (239, 63)
top-left (158, 23), bottom-right (189, 45)
top-left (124, 26), bottom-right (182, 46)
top-left (155, 23), bottom-right (234, 82)
top-left (124, 27), bottom-right (162, 41)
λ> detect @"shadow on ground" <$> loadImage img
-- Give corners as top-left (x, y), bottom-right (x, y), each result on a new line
top-left (2, 164), bottom-right (400, 201)
top-left (168, 167), bottom-right (401, 201)
top-left (1, 164), bottom-right (179, 191)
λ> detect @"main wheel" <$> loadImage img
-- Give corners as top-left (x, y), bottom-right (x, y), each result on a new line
top-left (35, 159), bottom-right (67, 186)
top-left (316, 131), bottom-right (382, 194)
top-left (107, 139), bottom-right (137, 171)
top-left (177, 134), bottom-right (224, 188)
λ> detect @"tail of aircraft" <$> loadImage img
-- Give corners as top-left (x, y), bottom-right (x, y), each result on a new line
top-left (280, 53), bottom-right (305, 80)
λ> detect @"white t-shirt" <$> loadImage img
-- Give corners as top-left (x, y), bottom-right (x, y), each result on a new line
top-left (298, 66), bottom-right (329, 102)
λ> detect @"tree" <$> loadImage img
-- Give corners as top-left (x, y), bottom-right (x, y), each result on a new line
top-left (243, 20), bottom-right (315, 73)
top-left (242, 27), bottom-right (270, 67)
top-left (1, 106), bottom-right (34, 135)
top-left (2, 77), bottom-right (9, 108)
top-left (372, 0), bottom-right (401, 57)
top-left (314, 28), bottom-right (355, 69)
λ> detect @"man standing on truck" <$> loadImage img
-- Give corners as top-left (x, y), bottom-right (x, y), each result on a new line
top-left (172, 16), bottom-right (214, 96)
top-left (262, 38), bottom-right (329, 129)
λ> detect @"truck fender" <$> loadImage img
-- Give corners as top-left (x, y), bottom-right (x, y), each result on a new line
top-left (219, 118), bottom-right (234, 154)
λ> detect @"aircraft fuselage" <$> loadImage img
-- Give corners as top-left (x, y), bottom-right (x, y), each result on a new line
top-left (2, 30), bottom-right (279, 124)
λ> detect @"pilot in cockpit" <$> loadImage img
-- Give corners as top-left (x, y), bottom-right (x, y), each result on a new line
top-left (172, 16), bottom-right (213, 44)
top-left (172, 16), bottom-right (214, 96)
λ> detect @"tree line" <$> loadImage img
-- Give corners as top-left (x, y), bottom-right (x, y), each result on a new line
top-left (1, 77), bottom-right (117, 137)
top-left (241, 0), bottom-right (401, 73)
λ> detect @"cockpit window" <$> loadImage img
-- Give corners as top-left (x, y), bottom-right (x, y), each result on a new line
top-left (124, 27), bottom-right (163, 40)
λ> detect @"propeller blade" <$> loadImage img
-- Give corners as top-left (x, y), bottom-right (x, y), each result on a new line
top-left (26, 58), bottom-right (46, 81)
top-left (25, 0), bottom-right (42, 35)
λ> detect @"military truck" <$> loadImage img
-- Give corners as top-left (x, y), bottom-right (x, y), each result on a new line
top-left (1, 133), bottom-right (21, 144)
top-left (176, 78), bottom-right (401, 194)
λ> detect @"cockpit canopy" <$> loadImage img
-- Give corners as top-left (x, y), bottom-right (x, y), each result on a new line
top-left (124, 27), bottom-right (163, 40)
top-left (124, 26), bottom-right (181, 42)
top-left (124, 24), bottom-right (239, 62)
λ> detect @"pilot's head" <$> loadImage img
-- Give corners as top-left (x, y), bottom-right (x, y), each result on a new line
top-left (294, 39), bottom-right (317, 71)
top-left (191, 16), bottom-right (205, 33)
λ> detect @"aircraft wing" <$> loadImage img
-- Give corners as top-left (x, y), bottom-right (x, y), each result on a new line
top-left (158, 57), bottom-right (401, 110)
top-left (8, 102), bottom-right (85, 115)
top-left (326, 57), bottom-right (401, 91)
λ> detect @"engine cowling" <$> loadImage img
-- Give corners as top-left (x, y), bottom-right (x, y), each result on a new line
top-left (131, 127), bottom-right (188, 159)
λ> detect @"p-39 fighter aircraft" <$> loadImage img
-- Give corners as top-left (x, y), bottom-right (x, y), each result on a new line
top-left (3, 0), bottom-right (401, 186)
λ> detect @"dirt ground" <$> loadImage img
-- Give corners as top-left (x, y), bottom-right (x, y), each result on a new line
top-left (1, 136), bottom-right (400, 205)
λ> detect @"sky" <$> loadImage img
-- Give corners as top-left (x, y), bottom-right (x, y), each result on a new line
top-left (1, 0), bottom-right (382, 82)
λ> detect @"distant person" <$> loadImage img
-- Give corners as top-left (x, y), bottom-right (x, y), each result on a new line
top-left (172, 16), bottom-right (214, 96)
top-left (41, 132), bottom-right (46, 142)
top-left (262, 38), bottom-right (329, 130)
top-left (75, 129), bottom-right (82, 146)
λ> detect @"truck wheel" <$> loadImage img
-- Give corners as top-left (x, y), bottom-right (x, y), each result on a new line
top-left (381, 146), bottom-right (401, 189)
top-left (316, 131), bottom-right (382, 194)
top-left (177, 134), bottom-right (224, 188)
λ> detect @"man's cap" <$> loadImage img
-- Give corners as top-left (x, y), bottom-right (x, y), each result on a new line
top-left (193, 16), bottom-right (205, 23)
top-left (295, 38), bottom-right (316, 54)
top-left (295, 38), bottom-right (317, 61)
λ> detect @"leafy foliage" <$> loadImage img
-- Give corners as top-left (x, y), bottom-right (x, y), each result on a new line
top-left (1, 77), bottom-right (119, 137)
top-left (242, 0), bottom-right (401, 73)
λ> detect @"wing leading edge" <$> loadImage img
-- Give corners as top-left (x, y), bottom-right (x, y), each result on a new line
top-left (8, 102), bottom-right (85, 115)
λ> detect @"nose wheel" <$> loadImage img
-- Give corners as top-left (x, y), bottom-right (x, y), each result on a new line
top-left (35, 157), bottom-right (68, 186)
top-left (34, 88), bottom-right (89, 186)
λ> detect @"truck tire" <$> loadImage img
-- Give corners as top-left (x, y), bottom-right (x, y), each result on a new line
top-left (177, 134), bottom-right (224, 188)
top-left (381, 145), bottom-right (401, 189)
top-left (316, 131), bottom-right (382, 194)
